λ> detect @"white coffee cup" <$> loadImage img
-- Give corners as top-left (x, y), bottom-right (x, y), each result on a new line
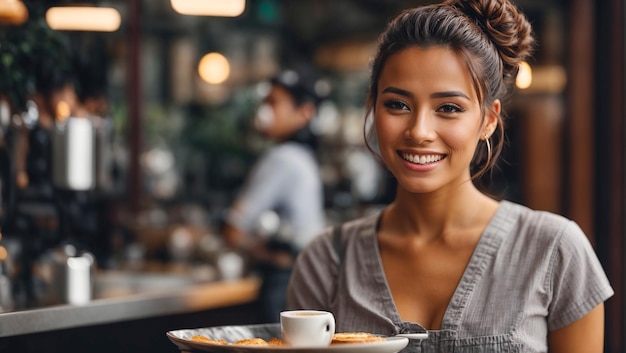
top-left (280, 310), bottom-right (335, 347)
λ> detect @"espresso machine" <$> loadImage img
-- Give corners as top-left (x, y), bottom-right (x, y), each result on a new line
top-left (0, 96), bottom-right (115, 309)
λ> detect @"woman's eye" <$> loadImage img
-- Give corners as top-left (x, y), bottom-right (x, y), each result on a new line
top-left (437, 104), bottom-right (463, 114)
top-left (383, 100), bottom-right (410, 111)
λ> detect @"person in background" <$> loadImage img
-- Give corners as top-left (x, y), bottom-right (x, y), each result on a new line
top-left (286, 0), bottom-right (613, 352)
top-left (223, 68), bottom-right (326, 323)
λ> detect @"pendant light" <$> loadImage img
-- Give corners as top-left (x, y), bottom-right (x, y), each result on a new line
top-left (0, 0), bottom-right (28, 25)
top-left (46, 5), bottom-right (121, 32)
top-left (170, 0), bottom-right (245, 17)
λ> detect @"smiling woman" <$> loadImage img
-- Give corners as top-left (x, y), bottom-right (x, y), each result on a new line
top-left (286, 1), bottom-right (614, 353)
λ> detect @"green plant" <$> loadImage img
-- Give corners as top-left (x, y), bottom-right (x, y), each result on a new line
top-left (0, 15), bottom-right (73, 111)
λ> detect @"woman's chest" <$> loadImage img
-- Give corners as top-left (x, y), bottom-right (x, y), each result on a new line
top-left (380, 241), bottom-right (476, 329)
top-left (334, 243), bottom-right (550, 352)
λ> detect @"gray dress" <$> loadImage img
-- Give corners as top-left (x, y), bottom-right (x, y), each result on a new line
top-left (286, 201), bottom-right (614, 352)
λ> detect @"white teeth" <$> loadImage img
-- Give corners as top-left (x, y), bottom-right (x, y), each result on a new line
top-left (402, 152), bottom-right (443, 165)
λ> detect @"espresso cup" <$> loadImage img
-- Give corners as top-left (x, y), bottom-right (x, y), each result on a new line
top-left (280, 310), bottom-right (335, 347)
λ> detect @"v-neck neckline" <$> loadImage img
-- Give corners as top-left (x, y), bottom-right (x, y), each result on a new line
top-left (370, 200), bottom-right (515, 332)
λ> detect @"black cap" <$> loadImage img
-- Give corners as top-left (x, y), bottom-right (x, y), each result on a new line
top-left (270, 68), bottom-right (326, 106)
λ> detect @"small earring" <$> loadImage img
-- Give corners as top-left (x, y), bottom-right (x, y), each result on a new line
top-left (484, 134), bottom-right (492, 167)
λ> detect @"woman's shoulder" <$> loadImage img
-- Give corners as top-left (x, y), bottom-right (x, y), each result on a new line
top-left (498, 200), bottom-right (589, 247)
top-left (496, 202), bottom-right (614, 331)
top-left (501, 200), bottom-right (568, 223)
top-left (299, 212), bottom-right (380, 259)
top-left (338, 212), bottom-right (381, 237)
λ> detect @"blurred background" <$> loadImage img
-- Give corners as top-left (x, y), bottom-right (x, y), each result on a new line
top-left (0, 0), bottom-right (623, 352)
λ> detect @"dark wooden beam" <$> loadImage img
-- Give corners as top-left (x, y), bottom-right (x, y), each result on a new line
top-left (594, 0), bottom-right (625, 351)
top-left (128, 0), bottom-right (142, 212)
top-left (565, 0), bottom-right (595, 240)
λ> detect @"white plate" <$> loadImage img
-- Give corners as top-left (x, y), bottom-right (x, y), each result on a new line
top-left (166, 324), bottom-right (411, 353)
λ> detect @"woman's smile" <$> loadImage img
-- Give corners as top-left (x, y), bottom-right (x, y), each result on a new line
top-left (399, 151), bottom-right (446, 165)
top-left (398, 150), bottom-right (447, 172)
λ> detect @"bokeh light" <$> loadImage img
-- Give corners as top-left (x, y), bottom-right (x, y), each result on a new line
top-left (198, 52), bottom-right (230, 85)
top-left (516, 61), bottom-right (533, 89)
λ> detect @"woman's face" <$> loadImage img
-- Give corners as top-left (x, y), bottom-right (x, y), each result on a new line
top-left (255, 84), bottom-right (311, 140)
top-left (374, 46), bottom-right (498, 194)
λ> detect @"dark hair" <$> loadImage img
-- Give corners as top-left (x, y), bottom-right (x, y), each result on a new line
top-left (270, 69), bottom-right (323, 150)
top-left (364, 0), bottom-right (534, 179)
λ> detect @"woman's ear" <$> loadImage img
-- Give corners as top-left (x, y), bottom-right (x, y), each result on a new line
top-left (484, 99), bottom-right (501, 136)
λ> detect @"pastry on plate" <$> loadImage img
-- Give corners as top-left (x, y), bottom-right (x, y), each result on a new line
top-left (331, 332), bottom-right (386, 344)
top-left (232, 338), bottom-right (270, 346)
top-left (190, 335), bottom-right (228, 344)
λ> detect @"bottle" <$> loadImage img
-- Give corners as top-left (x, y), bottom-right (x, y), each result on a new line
top-left (50, 244), bottom-right (95, 305)
top-left (0, 251), bottom-right (14, 312)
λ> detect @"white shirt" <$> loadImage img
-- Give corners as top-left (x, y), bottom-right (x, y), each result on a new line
top-left (228, 142), bottom-right (325, 250)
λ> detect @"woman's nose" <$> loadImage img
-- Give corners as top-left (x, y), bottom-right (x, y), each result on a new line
top-left (404, 110), bottom-right (435, 144)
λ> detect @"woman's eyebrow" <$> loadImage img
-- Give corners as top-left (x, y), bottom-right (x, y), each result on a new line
top-left (381, 87), bottom-right (470, 101)
top-left (381, 86), bottom-right (412, 97)
top-left (430, 91), bottom-right (470, 100)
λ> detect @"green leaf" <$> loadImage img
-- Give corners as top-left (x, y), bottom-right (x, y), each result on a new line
top-left (1, 53), bottom-right (13, 67)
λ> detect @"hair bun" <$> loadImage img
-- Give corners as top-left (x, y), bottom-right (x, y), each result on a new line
top-left (445, 0), bottom-right (535, 79)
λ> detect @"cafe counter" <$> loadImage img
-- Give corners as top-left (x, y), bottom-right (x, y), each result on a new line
top-left (0, 277), bottom-right (262, 353)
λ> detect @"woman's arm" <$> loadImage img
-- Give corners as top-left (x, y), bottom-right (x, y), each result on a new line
top-left (286, 230), bottom-right (336, 311)
top-left (548, 303), bottom-right (605, 353)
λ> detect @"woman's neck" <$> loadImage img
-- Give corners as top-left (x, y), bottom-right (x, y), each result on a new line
top-left (382, 182), bottom-right (499, 242)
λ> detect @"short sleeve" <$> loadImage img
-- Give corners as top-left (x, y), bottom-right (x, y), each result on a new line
top-left (286, 229), bottom-right (337, 311)
top-left (547, 221), bottom-right (614, 330)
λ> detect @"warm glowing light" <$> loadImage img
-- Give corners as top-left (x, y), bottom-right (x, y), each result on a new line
top-left (56, 101), bottom-right (71, 121)
top-left (46, 6), bottom-right (121, 32)
top-left (0, 246), bottom-right (7, 261)
top-left (516, 61), bottom-right (533, 89)
top-left (171, 0), bottom-right (245, 17)
top-left (531, 65), bottom-right (567, 93)
top-left (198, 52), bottom-right (230, 84)
top-left (0, 0), bottom-right (28, 25)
